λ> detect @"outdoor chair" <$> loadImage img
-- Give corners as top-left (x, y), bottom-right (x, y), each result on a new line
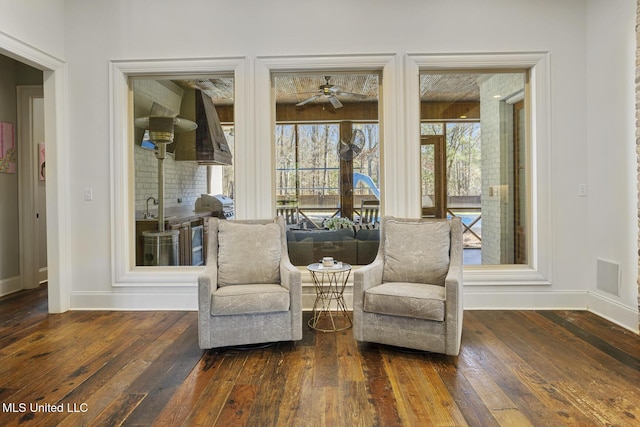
top-left (357, 200), bottom-right (380, 226)
top-left (277, 206), bottom-right (301, 229)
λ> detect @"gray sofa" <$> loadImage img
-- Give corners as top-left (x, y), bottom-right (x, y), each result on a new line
top-left (286, 227), bottom-right (380, 266)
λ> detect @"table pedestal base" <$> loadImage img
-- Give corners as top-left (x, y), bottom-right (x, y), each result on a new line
top-left (307, 265), bottom-right (352, 333)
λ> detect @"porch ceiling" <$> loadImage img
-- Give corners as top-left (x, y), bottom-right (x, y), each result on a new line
top-left (174, 73), bottom-right (481, 105)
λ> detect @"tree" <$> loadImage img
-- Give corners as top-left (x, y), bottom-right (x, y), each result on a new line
top-left (446, 123), bottom-right (481, 197)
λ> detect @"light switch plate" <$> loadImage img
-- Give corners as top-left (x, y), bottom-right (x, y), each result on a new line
top-left (578, 184), bottom-right (587, 197)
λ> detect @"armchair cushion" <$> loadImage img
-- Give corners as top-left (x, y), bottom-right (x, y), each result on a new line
top-left (218, 221), bottom-right (281, 286)
top-left (211, 284), bottom-right (290, 316)
top-left (364, 282), bottom-right (445, 321)
top-left (382, 220), bottom-right (450, 286)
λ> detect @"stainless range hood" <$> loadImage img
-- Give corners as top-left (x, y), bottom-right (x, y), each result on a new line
top-left (174, 88), bottom-right (232, 165)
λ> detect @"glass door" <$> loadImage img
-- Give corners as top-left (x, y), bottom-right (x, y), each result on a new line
top-left (421, 135), bottom-right (446, 218)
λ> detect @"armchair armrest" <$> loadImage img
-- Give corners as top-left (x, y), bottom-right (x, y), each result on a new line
top-left (444, 263), bottom-right (463, 355)
top-left (280, 259), bottom-right (302, 311)
top-left (444, 264), bottom-right (462, 304)
top-left (198, 262), bottom-right (218, 296)
top-left (199, 262), bottom-right (218, 302)
top-left (352, 258), bottom-right (384, 341)
top-left (280, 259), bottom-right (302, 340)
top-left (197, 263), bottom-right (218, 349)
top-left (279, 259), bottom-right (300, 291)
top-left (353, 259), bottom-right (384, 294)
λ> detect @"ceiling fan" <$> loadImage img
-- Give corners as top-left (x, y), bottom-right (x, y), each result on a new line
top-left (339, 129), bottom-right (365, 161)
top-left (296, 76), bottom-right (367, 109)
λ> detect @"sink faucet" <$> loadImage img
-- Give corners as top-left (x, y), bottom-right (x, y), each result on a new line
top-left (145, 197), bottom-right (158, 219)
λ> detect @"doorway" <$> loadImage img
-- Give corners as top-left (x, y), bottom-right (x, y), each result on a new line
top-left (420, 134), bottom-right (446, 218)
top-left (18, 86), bottom-right (47, 290)
top-left (1, 29), bottom-right (67, 313)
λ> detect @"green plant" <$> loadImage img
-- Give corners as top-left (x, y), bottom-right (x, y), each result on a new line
top-left (324, 217), bottom-right (354, 230)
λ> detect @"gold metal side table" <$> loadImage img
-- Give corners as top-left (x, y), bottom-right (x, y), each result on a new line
top-left (307, 262), bottom-right (352, 332)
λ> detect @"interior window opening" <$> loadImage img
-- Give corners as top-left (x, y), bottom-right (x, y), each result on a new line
top-left (273, 72), bottom-right (380, 266)
top-left (132, 75), bottom-right (234, 267)
top-left (420, 71), bottom-right (528, 266)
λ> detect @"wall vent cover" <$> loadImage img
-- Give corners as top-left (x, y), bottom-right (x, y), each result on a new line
top-left (596, 258), bottom-right (620, 296)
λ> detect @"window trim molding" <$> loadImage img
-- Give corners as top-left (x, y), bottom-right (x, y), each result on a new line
top-left (255, 53), bottom-right (401, 219)
top-left (109, 57), bottom-right (248, 287)
top-left (406, 52), bottom-right (552, 286)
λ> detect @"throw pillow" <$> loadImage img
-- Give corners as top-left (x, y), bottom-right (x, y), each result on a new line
top-left (382, 220), bottom-right (450, 286)
top-left (218, 221), bottom-right (282, 286)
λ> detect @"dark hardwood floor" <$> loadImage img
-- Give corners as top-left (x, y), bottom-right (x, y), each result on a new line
top-left (1, 284), bottom-right (639, 426)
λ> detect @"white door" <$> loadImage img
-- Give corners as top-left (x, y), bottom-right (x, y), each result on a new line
top-left (18, 86), bottom-right (47, 289)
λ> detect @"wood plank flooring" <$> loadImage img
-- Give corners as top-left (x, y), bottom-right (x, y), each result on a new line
top-left (1, 284), bottom-right (639, 426)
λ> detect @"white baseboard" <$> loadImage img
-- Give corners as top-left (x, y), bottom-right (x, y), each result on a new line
top-left (463, 289), bottom-right (639, 333)
top-left (303, 286), bottom-right (353, 311)
top-left (38, 267), bottom-right (48, 284)
top-left (463, 289), bottom-right (589, 310)
top-left (71, 286), bottom-right (351, 311)
top-left (0, 276), bottom-right (22, 297)
top-left (587, 291), bottom-right (639, 333)
top-left (69, 285), bottom-right (639, 334)
top-left (70, 290), bottom-right (198, 311)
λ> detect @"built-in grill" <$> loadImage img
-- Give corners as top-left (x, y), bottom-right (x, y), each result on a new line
top-left (212, 194), bottom-right (234, 219)
top-left (195, 194), bottom-right (234, 219)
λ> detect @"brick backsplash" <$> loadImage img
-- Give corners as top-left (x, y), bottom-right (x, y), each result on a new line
top-left (134, 145), bottom-right (207, 213)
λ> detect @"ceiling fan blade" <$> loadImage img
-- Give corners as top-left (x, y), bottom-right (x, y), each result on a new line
top-left (328, 95), bottom-right (343, 109)
top-left (336, 91), bottom-right (368, 100)
top-left (296, 95), bottom-right (320, 107)
top-left (351, 128), bottom-right (365, 147)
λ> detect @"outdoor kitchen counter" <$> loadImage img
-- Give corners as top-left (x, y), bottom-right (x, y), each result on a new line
top-left (134, 209), bottom-right (220, 266)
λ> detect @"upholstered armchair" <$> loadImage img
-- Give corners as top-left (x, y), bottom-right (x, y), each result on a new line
top-left (353, 216), bottom-right (463, 355)
top-left (198, 217), bottom-right (302, 349)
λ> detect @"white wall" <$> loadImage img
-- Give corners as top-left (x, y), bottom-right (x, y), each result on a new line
top-left (586, 0), bottom-right (638, 327)
top-left (0, 0), bottom-right (66, 63)
top-left (3, 0), bottom-right (631, 330)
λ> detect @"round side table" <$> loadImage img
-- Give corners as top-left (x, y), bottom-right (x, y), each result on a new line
top-left (307, 262), bottom-right (352, 332)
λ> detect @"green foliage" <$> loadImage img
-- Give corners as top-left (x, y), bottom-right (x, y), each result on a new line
top-left (323, 217), bottom-right (354, 230)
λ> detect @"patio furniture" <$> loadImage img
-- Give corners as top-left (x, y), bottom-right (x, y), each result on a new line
top-left (357, 200), bottom-right (380, 226)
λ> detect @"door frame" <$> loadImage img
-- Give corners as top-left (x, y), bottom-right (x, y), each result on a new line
top-left (1, 30), bottom-right (70, 313)
top-left (513, 99), bottom-right (527, 264)
top-left (17, 85), bottom-right (45, 290)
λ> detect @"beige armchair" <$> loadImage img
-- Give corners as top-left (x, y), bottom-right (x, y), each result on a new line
top-left (198, 216), bottom-right (302, 349)
top-left (353, 216), bottom-right (463, 355)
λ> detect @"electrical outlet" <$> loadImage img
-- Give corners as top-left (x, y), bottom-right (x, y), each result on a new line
top-left (578, 184), bottom-right (587, 197)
